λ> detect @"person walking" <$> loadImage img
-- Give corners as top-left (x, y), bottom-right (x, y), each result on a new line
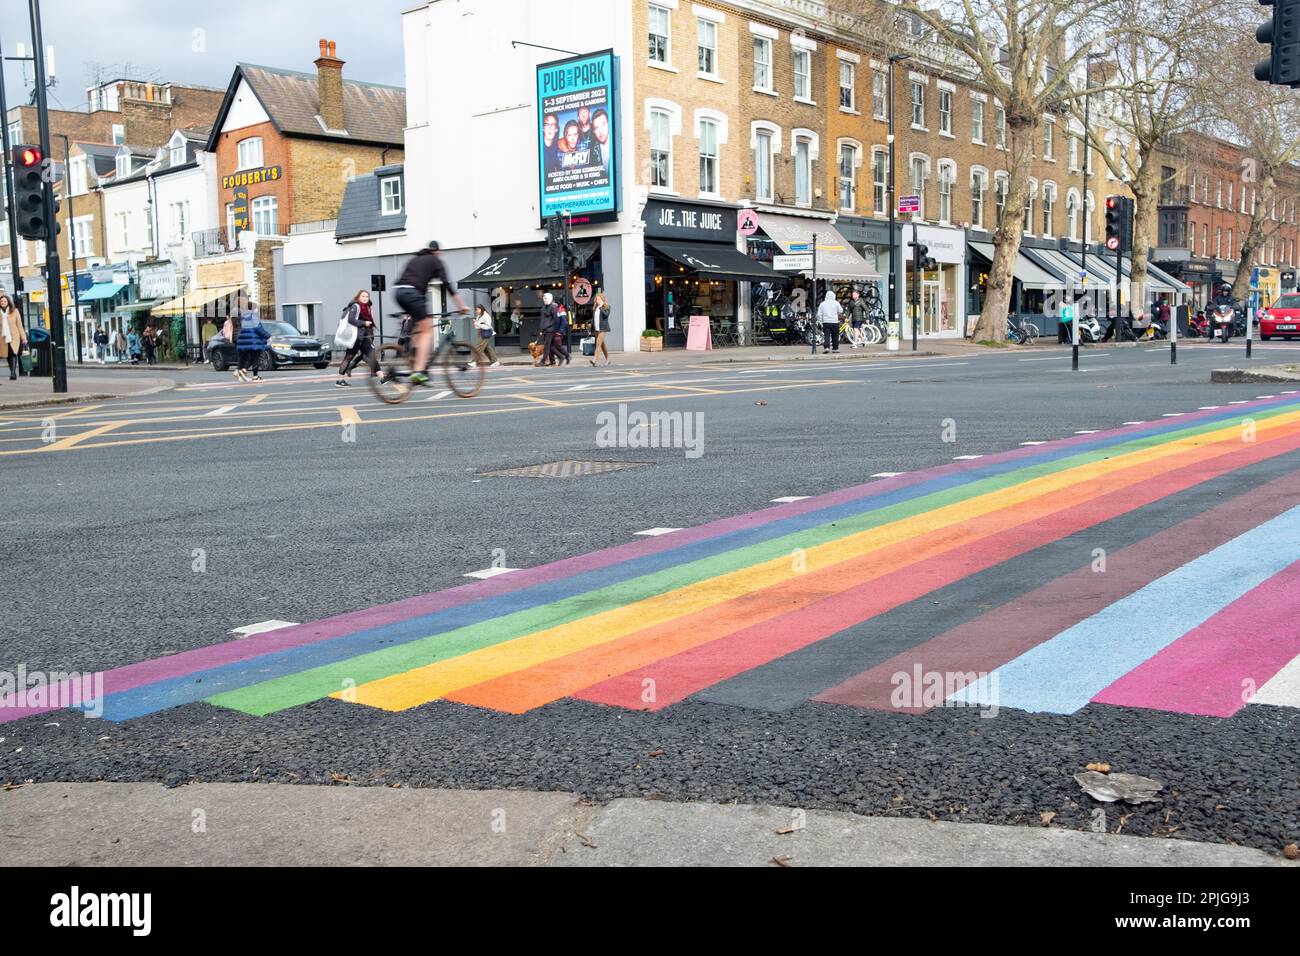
top-left (142, 323), bottom-right (158, 365)
top-left (0, 292), bottom-right (27, 380)
top-left (847, 289), bottom-right (868, 349)
top-left (94, 326), bottom-right (109, 364)
top-left (335, 290), bottom-right (376, 388)
top-left (817, 289), bottom-right (843, 354)
top-left (472, 304), bottom-right (501, 367)
top-left (127, 328), bottom-right (142, 365)
top-left (235, 301), bottom-right (269, 382)
top-left (537, 292), bottom-right (557, 367)
top-left (113, 328), bottom-right (127, 363)
top-left (589, 292), bottom-right (611, 365)
top-left (552, 298), bottom-right (572, 366)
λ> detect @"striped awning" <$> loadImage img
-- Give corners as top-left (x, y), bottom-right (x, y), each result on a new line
top-left (151, 285), bottom-right (243, 315)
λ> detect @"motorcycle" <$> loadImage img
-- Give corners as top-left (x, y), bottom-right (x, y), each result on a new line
top-left (1212, 303), bottom-right (1236, 343)
top-left (1187, 311), bottom-right (1210, 338)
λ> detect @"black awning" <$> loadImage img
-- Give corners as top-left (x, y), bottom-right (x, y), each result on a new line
top-left (647, 239), bottom-right (780, 281)
top-left (459, 242), bottom-right (599, 289)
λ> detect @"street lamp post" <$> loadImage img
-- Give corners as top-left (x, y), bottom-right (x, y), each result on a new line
top-left (57, 133), bottom-right (83, 365)
top-left (887, 53), bottom-right (911, 353)
top-left (1078, 52), bottom-right (1102, 371)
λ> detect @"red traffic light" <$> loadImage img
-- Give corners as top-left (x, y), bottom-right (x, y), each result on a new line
top-left (1105, 196), bottom-right (1119, 211)
top-left (19, 147), bottom-right (42, 167)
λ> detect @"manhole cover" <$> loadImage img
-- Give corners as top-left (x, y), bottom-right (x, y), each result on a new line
top-left (480, 460), bottom-right (654, 479)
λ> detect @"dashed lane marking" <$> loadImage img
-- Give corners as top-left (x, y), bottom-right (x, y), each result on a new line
top-left (205, 405), bottom-right (237, 417)
top-left (338, 406), bottom-right (362, 426)
top-left (771, 496), bottom-right (811, 503)
top-left (635, 528), bottom-right (681, 537)
top-left (465, 567), bottom-right (520, 580)
top-left (40, 420), bottom-right (126, 451)
top-left (231, 621), bottom-right (299, 638)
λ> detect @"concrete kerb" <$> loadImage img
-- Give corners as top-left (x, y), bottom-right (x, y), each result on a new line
top-left (1211, 365), bottom-right (1300, 385)
top-left (0, 380), bottom-right (176, 412)
top-left (1, 783), bottom-right (1292, 867)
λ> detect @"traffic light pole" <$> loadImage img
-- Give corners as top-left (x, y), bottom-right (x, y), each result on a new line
top-left (911, 219), bottom-right (919, 352)
top-left (0, 29), bottom-right (24, 304)
top-left (29, 0), bottom-right (66, 392)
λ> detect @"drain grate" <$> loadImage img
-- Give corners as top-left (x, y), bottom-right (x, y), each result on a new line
top-left (480, 460), bottom-right (654, 479)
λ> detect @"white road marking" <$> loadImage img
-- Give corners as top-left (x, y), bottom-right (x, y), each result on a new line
top-left (1248, 654), bottom-right (1300, 709)
top-left (1229, 401), bottom-right (1250, 405)
top-left (771, 496), bottom-right (811, 503)
top-left (567, 384), bottom-right (594, 391)
top-left (953, 455), bottom-right (984, 461)
top-left (1123, 422), bottom-right (1146, 425)
top-left (230, 620), bottom-right (299, 638)
top-left (1161, 413), bottom-right (1186, 418)
top-left (423, 389), bottom-right (453, 402)
top-left (205, 405), bottom-right (237, 417)
top-left (464, 567), bottom-right (520, 580)
top-left (1019, 441), bottom-right (1048, 446)
top-left (1256, 395), bottom-right (1277, 399)
top-left (1198, 406), bottom-right (1222, 411)
top-left (870, 472), bottom-right (904, 478)
top-left (635, 528), bottom-right (681, 537)
top-left (1074, 430), bottom-right (1099, 435)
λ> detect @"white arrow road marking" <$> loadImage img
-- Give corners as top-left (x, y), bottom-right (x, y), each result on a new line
top-left (635, 528), bottom-right (681, 537)
top-left (205, 405), bottom-right (237, 417)
top-left (771, 496), bottom-right (812, 503)
top-left (871, 472), bottom-right (904, 478)
top-left (231, 620), bottom-right (299, 638)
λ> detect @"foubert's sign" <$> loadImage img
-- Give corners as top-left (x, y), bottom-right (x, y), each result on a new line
top-left (221, 165), bottom-right (282, 190)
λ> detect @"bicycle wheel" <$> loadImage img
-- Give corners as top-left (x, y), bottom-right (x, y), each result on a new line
top-left (442, 341), bottom-right (485, 398)
top-left (865, 323), bottom-right (883, 346)
top-left (1022, 322), bottom-right (1040, 345)
top-left (368, 342), bottom-right (414, 405)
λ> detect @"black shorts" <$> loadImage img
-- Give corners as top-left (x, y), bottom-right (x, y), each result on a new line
top-left (394, 287), bottom-right (429, 323)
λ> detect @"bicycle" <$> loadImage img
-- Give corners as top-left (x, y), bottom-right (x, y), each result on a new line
top-left (368, 312), bottom-right (484, 405)
top-left (1007, 315), bottom-right (1041, 346)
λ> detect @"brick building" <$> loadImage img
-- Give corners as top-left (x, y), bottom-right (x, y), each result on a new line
top-left (201, 40), bottom-right (406, 312)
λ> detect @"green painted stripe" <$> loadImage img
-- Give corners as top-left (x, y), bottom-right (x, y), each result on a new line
top-left (208, 410), bottom-right (1290, 716)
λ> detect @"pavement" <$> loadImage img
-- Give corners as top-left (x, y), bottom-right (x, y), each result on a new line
top-left (3, 338), bottom-right (1299, 865)
top-left (2, 783), bottom-right (1290, 866)
top-left (0, 370), bottom-right (175, 410)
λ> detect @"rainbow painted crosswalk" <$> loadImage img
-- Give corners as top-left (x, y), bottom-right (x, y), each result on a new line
top-left (4, 394), bottom-right (1299, 725)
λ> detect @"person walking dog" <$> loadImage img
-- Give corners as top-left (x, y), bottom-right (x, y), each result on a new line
top-left (472, 305), bottom-right (501, 367)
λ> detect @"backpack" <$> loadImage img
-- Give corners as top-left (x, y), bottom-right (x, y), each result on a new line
top-left (334, 304), bottom-right (358, 349)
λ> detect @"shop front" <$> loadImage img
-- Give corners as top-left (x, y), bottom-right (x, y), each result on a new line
top-left (903, 224), bottom-right (964, 338)
top-left (835, 216), bottom-right (894, 308)
top-left (642, 198), bottom-right (777, 348)
top-left (460, 241), bottom-right (603, 351)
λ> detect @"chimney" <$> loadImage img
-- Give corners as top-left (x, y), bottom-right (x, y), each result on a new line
top-left (314, 38), bottom-right (345, 131)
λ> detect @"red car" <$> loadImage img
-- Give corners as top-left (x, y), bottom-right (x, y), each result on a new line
top-left (1260, 293), bottom-right (1300, 341)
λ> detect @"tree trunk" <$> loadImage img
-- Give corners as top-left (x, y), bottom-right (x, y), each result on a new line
top-left (973, 114), bottom-right (1037, 342)
top-left (1231, 171), bottom-right (1276, 302)
top-left (1129, 159), bottom-right (1159, 319)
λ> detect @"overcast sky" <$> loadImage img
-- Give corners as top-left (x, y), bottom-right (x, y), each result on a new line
top-left (1, 0), bottom-right (414, 111)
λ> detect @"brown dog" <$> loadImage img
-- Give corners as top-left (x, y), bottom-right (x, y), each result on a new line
top-left (528, 340), bottom-right (546, 365)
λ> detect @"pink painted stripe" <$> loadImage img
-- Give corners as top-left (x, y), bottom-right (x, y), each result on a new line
top-left (1092, 560), bottom-right (1300, 717)
top-left (0, 400), bottom-right (1280, 723)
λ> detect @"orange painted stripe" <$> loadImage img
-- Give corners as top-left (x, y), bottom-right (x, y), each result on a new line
top-left (448, 419), bottom-right (1300, 713)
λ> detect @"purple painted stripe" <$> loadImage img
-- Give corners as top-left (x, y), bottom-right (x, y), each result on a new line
top-left (1, 394), bottom-right (1288, 723)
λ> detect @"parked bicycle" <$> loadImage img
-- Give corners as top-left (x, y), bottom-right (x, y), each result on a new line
top-left (1007, 314), bottom-right (1041, 346)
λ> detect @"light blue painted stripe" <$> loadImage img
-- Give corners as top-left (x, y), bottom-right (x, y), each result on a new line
top-left (949, 504), bottom-right (1300, 715)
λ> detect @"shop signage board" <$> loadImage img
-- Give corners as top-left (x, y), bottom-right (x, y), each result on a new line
top-left (571, 277), bottom-right (594, 305)
top-left (196, 259), bottom-right (246, 288)
top-left (221, 166), bottom-right (282, 191)
top-left (737, 209), bottom-right (761, 237)
top-left (644, 198), bottom-right (736, 242)
top-left (537, 50), bottom-right (620, 225)
top-left (686, 315), bottom-right (713, 351)
top-left (898, 195), bottom-right (921, 214)
top-left (774, 254), bottom-right (815, 272)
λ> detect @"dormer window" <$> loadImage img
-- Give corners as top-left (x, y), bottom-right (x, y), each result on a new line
top-left (115, 150), bottom-right (131, 179)
top-left (380, 175), bottom-right (403, 215)
top-left (170, 135), bottom-right (186, 167)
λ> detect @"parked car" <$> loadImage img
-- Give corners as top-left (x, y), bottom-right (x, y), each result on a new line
top-left (1259, 293), bottom-right (1300, 341)
top-left (204, 320), bottom-right (332, 371)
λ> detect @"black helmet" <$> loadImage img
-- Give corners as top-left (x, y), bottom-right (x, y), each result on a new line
top-left (427, 240), bottom-right (441, 252)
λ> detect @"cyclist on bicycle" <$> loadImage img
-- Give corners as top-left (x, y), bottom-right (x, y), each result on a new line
top-left (393, 240), bottom-right (470, 386)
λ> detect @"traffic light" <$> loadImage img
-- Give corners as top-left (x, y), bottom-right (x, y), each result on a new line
top-left (13, 145), bottom-right (52, 241)
top-left (913, 242), bottom-right (938, 272)
top-left (545, 215), bottom-right (562, 271)
top-left (1105, 196), bottom-right (1122, 251)
top-left (1255, 0), bottom-right (1300, 88)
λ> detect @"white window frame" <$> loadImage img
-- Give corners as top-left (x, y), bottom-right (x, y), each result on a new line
top-left (1066, 188), bottom-right (1081, 241)
top-left (910, 80), bottom-right (926, 129)
top-left (908, 152), bottom-right (930, 220)
top-left (649, 3), bottom-right (673, 68)
top-left (111, 124), bottom-right (124, 146)
top-left (937, 159), bottom-right (956, 224)
top-left (71, 215), bottom-right (94, 258)
top-left (697, 16), bottom-right (719, 79)
top-left (251, 195), bottom-right (279, 235)
top-left (1043, 117), bottom-right (1055, 161)
top-left (751, 121), bottom-right (781, 203)
top-left (994, 101), bottom-right (1006, 150)
top-left (872, 147), bottom-right (889, 215)
top-left (1042, 181), bottom-right (1056, 236)
top-left (646, 99), bottom-right (682, 194)
top-left (792, 130), bottom-right (818, 208)
top-left (237, 137), bottom-right (264, 171)
top-left (68, 155), bottom-right (88, 196)
top-left (171, 201), bottom-right (189, 243)
top-left (994, 172), bottom-right (1009, 227)
top-left (938, 88), bottom-right (952, 136)
top-left (872, 70), bottom-right (887, 120)
top-left (695, 108), bottom-right (728, 199)
top-left (838, 138), bottom-right (862, 213)
top-left (381, 175), bottom-right (403, 215)
top-left (1023, 178), bottom-right (1037, 235)
top-left (115, 150), bottom-right (131, 179)
top-left (970, 96), bottom-right (985, 144)
top-left (115, 210), bottom-right (129, 249)
top-left (753, 33), bottom-right (774, 93)
top-left (794, 48), bottom-right (813, 102)
top-left (839, 59), bottom-right (857, 113)
top-left (970, 166), bottom-right (988, 229)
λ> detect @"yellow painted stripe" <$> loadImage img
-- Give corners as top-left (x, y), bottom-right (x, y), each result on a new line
top-left (509, 393), bottom-right (571, 407)
top-left (339, 406), bottom-right (362, 427)
top-left (339, 410), bottom-right (1300, 711)
top-left (41, 420), bottom-right (126, 451)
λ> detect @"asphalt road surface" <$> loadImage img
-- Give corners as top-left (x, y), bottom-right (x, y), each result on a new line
top-left (2, 340), bottom-right (1298, 855)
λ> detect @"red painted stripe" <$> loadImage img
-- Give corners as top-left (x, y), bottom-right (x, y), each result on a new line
top-left (575, 427), bottom-right (1300, 712)
top-left (816, 470), bottom-right (1300, 713)
top-left (1091, 559), bottom-right (1300, 717)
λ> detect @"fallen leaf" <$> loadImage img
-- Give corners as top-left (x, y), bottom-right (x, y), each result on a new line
top-left (1074, 771), bottom-right (1163, 805)
top-left (770, 856), bottom-right (792, 867)
top-left (1040, 811), bottom-right (1057, 826)
top-left (577, 833), bottom-right (598, 849)
top-left (775, 826), bottom-right (799, 835)
top-left (1086, 762), bottom-right (1112, 774)
top-left (329, 772), bottom-right (355, 785)
top-left (647, 749), bottom-right (665, 758)
top-left (1284, 844), bottom-right (1299, 860)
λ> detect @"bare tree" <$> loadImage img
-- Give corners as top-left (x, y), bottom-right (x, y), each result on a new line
top-left (1209, 1), bottom-right (1300, 302)
top-left (1065, 0), bottom-right (1222, 315)
top-left (856, 0), bottom-right (1126, 340)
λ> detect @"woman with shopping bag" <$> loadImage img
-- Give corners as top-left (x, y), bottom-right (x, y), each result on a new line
top-left (334, 290), bottom-right (374, 388)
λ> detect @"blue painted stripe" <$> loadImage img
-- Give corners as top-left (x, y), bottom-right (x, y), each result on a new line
top-left (99, 402), bottom-right (1297, 721)
top-left (949, 504), bottom-right (1300, 714)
